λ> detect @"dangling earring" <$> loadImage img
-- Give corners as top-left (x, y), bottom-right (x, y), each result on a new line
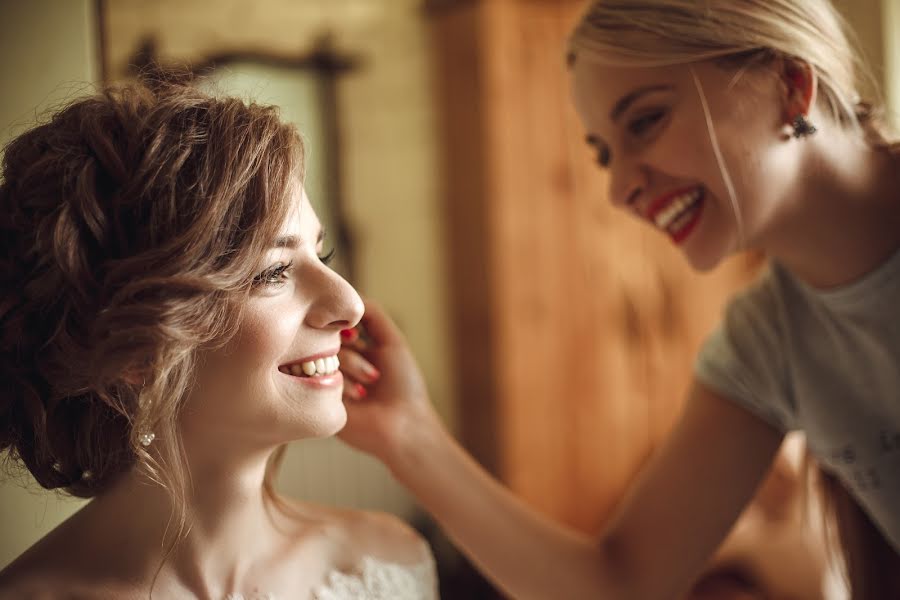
top-left (137, 377), bottom-right (155, 447)
top-left (790, 114), bottom-right (817, 138)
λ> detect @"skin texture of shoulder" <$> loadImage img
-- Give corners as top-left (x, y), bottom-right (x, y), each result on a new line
top-left (0, 534), bottom-right (142, 600)
top-left (0, 512), bottom-right (95, 600)
top-left (0, 565), bottom-right (137, 600)
top-left (341, 509), bottom-right (432, 567)
top-left (277, 499), bottom-right (432, 570)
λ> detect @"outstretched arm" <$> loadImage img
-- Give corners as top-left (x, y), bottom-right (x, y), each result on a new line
top-left (338, 300), bottom-right (784, 600)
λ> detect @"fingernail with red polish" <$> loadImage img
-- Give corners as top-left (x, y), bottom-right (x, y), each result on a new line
top-left (355, 383), bottom-right (368, 398)
top-left (365, 366), bottom-right (381, 381)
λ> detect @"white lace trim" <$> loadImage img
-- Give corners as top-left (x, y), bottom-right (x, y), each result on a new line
top-left (224, 555), bottom-right (438, 600)
top-left (313, 555), bottom-right (438, 600)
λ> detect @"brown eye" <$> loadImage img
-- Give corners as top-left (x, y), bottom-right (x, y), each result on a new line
top-left (253, 261), bottom-right (293, 286)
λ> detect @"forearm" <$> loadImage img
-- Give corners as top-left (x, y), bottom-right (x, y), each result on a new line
top-left (388, 419), bottom-right (627, 600)
top-left (341, 314), bottom-right (779, 600)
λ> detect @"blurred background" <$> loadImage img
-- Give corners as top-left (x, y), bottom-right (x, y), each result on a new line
top-left (1, 0), bottom-right (898, 597)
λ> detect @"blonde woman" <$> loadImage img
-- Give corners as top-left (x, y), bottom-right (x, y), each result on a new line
top-left (0, 79), bottom-right (437, 599)
top-left (337, 1), bottom-right (900, 598)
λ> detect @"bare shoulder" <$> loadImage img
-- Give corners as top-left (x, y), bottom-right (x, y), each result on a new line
top-left (0, 518), bottom-right (136, 600)
top-left (0, 533), bottom-right (70, 599)
top-left (283, 500), bottom-right (432, 567)
top-left (0, 568), bottom-right (53, 600)
top-left (0, 570), bottom-right (132, 600)
top-left (341, 509), bottom-right (432, 566)
top-left (0, 556), bottom-right (86, 600)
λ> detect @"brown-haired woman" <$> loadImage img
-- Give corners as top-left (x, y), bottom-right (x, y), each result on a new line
top-left (0, 79), bottom-right (437, 599)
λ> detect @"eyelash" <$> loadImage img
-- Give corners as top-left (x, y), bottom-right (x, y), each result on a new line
top-left (592, 109), bottom-right (667, 169)
top-left (628, 109), bottom-right (666, 136)
top-left (597, 147), bottom-right (611, 168)
top-left (319, 248), bottom-right (336, 265)
top-left (252, 249), bottom-right (337, 287)
top-left (254, 261), bottom-right (294, 287)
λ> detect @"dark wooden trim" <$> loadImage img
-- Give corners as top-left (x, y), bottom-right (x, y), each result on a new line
top-left (421, 0), bottom-right (479, 18)
top-left (120, 35), bottom-right (361, 80)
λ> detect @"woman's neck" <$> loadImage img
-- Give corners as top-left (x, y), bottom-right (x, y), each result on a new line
top-left (763, 129), bottom-right (900, 289)
top-left (89, 444), bottom-right (289, 598)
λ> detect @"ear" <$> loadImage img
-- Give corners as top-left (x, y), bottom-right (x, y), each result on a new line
top-left (779, 58), bottom-right (817, 122)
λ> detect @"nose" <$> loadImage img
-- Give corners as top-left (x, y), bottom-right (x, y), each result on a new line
top-left (303, 265), bottom-right (365, 331)
top-left (608, 157), bottom-right (648, 212)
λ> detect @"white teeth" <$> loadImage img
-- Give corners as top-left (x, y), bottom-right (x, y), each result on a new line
top-left (287, 355), bottom-right (341, 377)
top-left (654, 189), bottom-right (702, 229)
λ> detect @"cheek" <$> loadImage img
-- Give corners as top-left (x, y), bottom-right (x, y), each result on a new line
top-left (202, 306), bottom-right (304, 395)
top-left (647, 115), bottom-right (720, 183)
top-left (228, 308), bottom-right (303, 373)
top-left (653, 107), bottom-right (776, 207)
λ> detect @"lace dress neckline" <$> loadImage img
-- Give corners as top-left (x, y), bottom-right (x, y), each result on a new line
top-left (224, 555), bottom-right (438, 600)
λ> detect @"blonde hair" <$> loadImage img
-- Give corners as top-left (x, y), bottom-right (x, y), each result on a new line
top-left (567, 0), bottom-right (897, 148)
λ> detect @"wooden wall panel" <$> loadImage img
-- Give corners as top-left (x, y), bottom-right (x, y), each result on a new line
top-left (431, 0), bottom-right (759, 533)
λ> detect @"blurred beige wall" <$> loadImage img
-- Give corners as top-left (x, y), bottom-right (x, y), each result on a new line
top-left (0, 0), bottom-right (97, 569)
top-left (835, 0), bottom-right (900, 129)
top-left (0, 0), bottom-right (97, 144)
top-left (885, 0), bottom-right (900, 128)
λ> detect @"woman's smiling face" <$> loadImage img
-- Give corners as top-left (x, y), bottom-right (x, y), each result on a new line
top-left (183, 184), bottom-right (364, 449)
top-left (570, 57), bottom-right (801, 271)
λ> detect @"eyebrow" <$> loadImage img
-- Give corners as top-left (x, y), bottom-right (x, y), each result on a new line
top-left (272, 229), bottom-right (326, 249)
top-left (609, 84), bottom-right (674, 121)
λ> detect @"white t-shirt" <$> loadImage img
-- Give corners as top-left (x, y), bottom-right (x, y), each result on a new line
top-left (696, 248), bottom-right (900, 553)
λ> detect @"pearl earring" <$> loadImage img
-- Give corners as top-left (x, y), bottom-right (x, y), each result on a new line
top-left (136, 377), bottom-right (155, 447)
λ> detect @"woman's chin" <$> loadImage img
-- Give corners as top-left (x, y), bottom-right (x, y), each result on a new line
top-left (681, 232), bottom-right (737, 273)
top-left (298, 405), bottom-right (349, 440)
top-left (683, 248), bottom-right (724, 273)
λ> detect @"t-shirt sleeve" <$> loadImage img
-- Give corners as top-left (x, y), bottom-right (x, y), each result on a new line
top-left (695, 277), bottom-right (796, 432)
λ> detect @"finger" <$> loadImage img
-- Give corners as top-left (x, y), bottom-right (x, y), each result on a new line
top-left (338, 348), bottom-right (381, 384)
top-left (340, 326), bottom-right (370, 351)
top-left (343, 380), bottom-right (369, 401)
top-left (360, 298), bottom-right (404, 346)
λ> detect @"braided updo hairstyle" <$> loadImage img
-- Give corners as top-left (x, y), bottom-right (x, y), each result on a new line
top-left (0, 76), bottom-right (300, 501)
